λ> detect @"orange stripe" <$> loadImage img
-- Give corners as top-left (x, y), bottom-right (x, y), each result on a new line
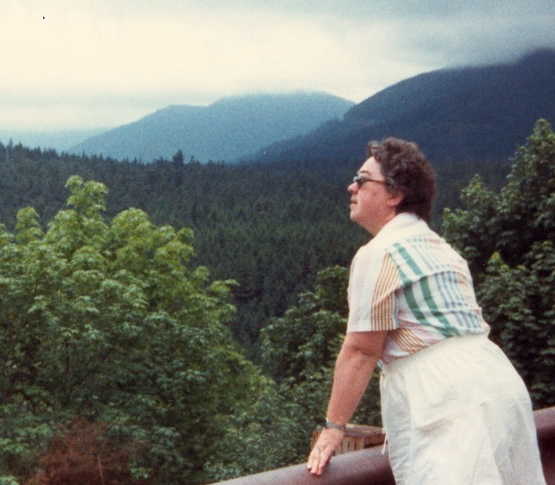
top-left (371, 256), bottom-right (399, 331)
top-left (390, 328), bottom-right (427, 353)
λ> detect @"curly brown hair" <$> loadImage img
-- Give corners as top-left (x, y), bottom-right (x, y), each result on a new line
top-left (367, 137), bottom-right (436, 222)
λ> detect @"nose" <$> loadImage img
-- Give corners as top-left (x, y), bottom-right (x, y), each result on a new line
top-left (348, 181), bottom-right (358, 194)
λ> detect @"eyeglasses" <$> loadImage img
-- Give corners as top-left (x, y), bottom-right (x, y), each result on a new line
top-left (352, 173), bottom-right (387, 188)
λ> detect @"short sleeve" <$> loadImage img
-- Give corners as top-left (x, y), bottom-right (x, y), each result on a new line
top-left (347, 247), bottom-right (401, 333)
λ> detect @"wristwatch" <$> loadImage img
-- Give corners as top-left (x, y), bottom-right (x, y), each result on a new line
top-left (325, 419), bottom-right (347, 432)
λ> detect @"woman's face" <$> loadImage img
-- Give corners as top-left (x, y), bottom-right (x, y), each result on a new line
top-left (348, 157), bottom-right (401, 235)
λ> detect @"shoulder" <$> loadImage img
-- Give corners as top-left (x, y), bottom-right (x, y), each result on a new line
top-left (385, 232), bottom-right (468, 286)
top-left (351, 214), bottom-right (426, 268)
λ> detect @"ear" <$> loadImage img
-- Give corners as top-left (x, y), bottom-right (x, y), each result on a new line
top-left (387, 190), bottom-right (404, 209)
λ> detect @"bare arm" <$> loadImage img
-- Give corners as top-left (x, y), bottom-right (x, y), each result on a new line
top-left (307, 330), bottom-right (387, 475)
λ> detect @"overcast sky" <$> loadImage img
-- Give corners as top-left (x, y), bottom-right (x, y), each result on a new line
top-left (2, 0), bottom-right (554, 133)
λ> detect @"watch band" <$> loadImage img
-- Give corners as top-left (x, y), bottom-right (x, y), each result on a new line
top-left (325, 419), bottom-right (347, 432)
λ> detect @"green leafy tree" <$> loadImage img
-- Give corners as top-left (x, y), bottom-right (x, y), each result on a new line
top-left (443, 119), bottom-right (555, 407)
top-left (0, 176), bottom-right (290, 484)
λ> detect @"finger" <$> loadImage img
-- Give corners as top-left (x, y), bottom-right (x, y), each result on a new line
top-left (307, 447), bottom-right (319, 473)
top-left (307, 447), bottom-right (321, 474)
top-left (307, 446), bottom-right (332, 475)
top-left (316, 449), bottom-right (332, 475)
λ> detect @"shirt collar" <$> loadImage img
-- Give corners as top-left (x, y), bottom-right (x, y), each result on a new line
top-left (371, 212), bottom-right (424, 245)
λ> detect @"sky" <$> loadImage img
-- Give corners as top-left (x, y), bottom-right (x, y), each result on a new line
top-left (2, 0), bottom-right (555, 134)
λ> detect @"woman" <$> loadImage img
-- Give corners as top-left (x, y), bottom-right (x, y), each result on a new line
top-left (307, 138), bottom-right (546, 484)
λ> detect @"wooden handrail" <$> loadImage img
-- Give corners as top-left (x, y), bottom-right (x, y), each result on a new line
top-left (208, 406), bottom-right (555, 485)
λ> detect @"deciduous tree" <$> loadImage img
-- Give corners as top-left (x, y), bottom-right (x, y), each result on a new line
top-left (0, 176), bottom-right (286, 484)
top-left (443, 119), bottom-right (555, 407)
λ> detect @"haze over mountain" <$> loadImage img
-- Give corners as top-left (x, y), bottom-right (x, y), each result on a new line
top-left (69, 92), bottom-right (354, 163)
top-left (0, 129), bottom-right (106, 153)
top-left (251, 49), bottom-right (555, 165)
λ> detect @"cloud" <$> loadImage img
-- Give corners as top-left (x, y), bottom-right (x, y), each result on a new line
top-left (396, 8), bottom-right (555, 67)
top-left (0, 0), bottom-right (554, 131)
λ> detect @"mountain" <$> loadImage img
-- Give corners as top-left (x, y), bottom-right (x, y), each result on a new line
top-left (69, 92), bottom-right (354, 163)
top-left (251, 49), bottom-right (555, 165)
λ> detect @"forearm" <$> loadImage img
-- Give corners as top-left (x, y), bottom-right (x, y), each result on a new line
top-left (326, 343), bottom-right (380, 425)
top-left (308, 331), bottom-right (385, 475)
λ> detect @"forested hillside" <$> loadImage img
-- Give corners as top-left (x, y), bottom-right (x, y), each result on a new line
top-left (1, 120), bottom-right (554, 484)
top-left (0, 141), bottom-right (509, 353)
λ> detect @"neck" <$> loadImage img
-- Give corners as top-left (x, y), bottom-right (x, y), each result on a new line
top-left (367, 212), bottom-right (398, 236)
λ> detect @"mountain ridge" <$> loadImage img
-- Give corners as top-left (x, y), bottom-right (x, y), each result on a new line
top-left (251, 48), bottom-right (555, 165)
top-left (70, 92), bottom-right (354, 163)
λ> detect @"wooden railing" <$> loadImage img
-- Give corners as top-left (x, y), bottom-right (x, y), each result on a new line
top-left (208, 406), bottom-right (555, 485)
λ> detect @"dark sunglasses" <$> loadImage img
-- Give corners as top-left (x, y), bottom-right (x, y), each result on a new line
top-left (352, 173), bottom-right (387, 188)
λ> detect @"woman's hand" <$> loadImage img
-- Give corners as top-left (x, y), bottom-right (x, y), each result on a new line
top-left (307, 427), bottom-right (345, 475)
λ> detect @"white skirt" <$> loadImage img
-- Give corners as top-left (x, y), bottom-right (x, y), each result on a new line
top-left (380, 333), bottom-right (546, 485)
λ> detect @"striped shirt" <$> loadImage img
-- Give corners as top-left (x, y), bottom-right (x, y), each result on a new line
top-left (347, 213), bottom-right (489, 363)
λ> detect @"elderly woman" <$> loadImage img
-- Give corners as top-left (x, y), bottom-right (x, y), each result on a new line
top-left (307, 138), bottom-right (546, 484)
